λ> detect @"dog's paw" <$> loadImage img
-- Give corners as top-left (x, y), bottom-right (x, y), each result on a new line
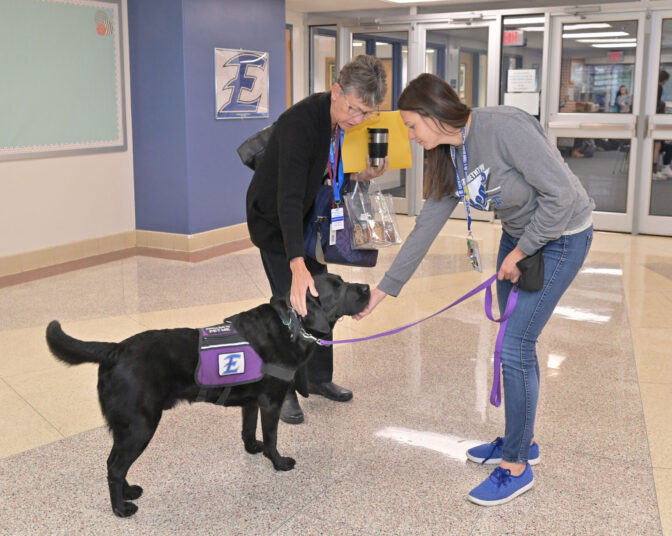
top-left (113, 501), bottom-right (139, 517)
top-left (244, 440), bottom-right (264, 454)
top-left (123, 484), bottom-right (143, 500)
top-left (273, 456), bottom-right (296, 471)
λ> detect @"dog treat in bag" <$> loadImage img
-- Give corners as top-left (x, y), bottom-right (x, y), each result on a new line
top-left (345, 181), bottom-right (402, 250)
top-left (372, 191), bottom-right (400, 245)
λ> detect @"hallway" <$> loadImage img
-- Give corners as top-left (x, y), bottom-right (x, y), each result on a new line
top-left (0, 217), bottom-right (670, 535)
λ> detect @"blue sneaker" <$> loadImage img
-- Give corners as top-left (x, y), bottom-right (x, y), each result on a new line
top-left (466, 437), bottom-right (540, 465)
top-left (468, 465), bottom-right (534, 506)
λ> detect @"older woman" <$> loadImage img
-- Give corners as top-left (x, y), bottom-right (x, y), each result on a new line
top-left (356, 73), bottom-right (594, 505)
top-left (246, 55), bottom-right (388, 424)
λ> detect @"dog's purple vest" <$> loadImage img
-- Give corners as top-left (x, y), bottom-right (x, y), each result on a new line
top-left (195, 322), bottom-right (264, 388)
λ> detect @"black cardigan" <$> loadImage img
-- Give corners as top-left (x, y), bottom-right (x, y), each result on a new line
top-left (246, 92), bottom-right (332, 260)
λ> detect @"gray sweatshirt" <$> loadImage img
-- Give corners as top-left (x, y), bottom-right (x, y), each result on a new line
top-left (378, 106), bottom-right (594, 297)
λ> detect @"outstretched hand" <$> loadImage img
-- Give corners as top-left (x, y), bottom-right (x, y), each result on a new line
top-left (353, 288), bottom-right (388, 320)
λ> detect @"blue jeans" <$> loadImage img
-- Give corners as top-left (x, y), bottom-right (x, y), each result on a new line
top-left (496, 227), bottom-right (593, 463)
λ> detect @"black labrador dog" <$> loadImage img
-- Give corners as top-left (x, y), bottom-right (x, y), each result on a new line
top-left (46, 273), bottom-right (369, 517)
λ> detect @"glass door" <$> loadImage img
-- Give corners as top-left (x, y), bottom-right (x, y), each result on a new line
top-left (547, 12), bottom-right (646, 233)
top-left (341, 25), bottom-right (411, 213)
top-left (414, 17), bottom-right (502, 219)
top-left (637, 10), bottom-right (672, 235)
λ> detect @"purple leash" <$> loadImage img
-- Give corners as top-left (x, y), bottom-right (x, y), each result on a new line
top-left (483, 281), bottom-right (519, 406)
top-left (317, 274), bottom-right (519, 407)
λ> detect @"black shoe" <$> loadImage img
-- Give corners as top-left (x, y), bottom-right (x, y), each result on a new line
top-left (307, 382), bottom-right (353, 402)
top-left (280, 390), bottom-right (304, 424)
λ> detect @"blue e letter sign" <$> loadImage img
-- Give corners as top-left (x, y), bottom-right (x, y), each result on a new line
top-left (215, 49), bottom-right (269, 119)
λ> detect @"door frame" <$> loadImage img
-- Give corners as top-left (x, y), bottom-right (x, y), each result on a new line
top-left (637, 9), bottom-right (672, 235)
top-left (546, 10), bottom-right (648, 233)
top-left (412, 17), bottom-right (502, 219)
top-left (340, 23), bottom-right (413, 214)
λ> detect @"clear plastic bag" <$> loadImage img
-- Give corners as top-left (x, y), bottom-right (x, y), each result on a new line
top-left (344, 181), bottom-right (402, 250)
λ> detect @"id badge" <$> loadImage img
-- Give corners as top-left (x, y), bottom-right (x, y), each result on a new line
top-left (331, 207), bottom-right (344, 231)
top-left (466, 237), bottom-right (483, 272)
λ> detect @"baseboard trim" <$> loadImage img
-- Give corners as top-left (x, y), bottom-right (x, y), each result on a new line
top-left (0, 227), bottom-right (254, 289)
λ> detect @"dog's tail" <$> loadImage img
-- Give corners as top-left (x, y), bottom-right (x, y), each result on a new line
top-left (46, 321), bottom-right (117, 366)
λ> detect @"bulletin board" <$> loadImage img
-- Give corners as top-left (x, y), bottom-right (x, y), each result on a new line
top-left (0, 0), bottom-right (126, 161)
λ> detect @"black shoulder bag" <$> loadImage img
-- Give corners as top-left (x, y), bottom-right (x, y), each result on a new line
top-left (237, 123), bottom-right (276, 171)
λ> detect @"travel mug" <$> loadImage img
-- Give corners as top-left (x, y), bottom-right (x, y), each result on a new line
top-left (367, 128), bottom-right (388, 168)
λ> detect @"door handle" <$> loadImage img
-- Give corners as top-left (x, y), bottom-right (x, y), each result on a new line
top-left (578, 122), bottom-right (632, 130)
top-left (647, 115), bottom-right (672, 137)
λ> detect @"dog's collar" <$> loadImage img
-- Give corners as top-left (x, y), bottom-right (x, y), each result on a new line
top-left (276, 307), bottom-right (323, 345)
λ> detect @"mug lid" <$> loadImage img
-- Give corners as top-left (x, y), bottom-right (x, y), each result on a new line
top-left (367, 128), bottom-right (388, 133)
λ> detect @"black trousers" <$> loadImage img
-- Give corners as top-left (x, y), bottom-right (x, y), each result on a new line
top-left (259, 249), bottom-right (333, 388)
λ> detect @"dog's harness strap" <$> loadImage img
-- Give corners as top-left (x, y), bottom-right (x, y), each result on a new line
top-left (261, 363), bottom-right (295, 382)
top-left (318, 274), bottom-right (518, 407)
top-left (215, 386), bottom-right (232, 406)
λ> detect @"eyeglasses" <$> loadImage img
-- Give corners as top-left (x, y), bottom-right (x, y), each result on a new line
top-left (342, 92), bottom-right (380, 120)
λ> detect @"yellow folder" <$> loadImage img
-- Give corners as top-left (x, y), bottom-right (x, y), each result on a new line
top-left (342, 111), bottom-right (412, 173)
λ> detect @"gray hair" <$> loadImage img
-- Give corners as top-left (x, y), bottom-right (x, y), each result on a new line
top-left (337, 55), bottom-right (387, 108)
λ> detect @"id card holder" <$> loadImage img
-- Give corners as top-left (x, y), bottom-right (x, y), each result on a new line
top-left (331, 207), bottom-right (344, 230)
top-left (466, 237), bottom-right (483, 272)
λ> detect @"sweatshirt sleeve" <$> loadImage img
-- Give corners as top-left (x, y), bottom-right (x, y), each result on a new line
top-left (496, 113), bottom-right (579, 255)
top-left (378, 195), bottom-right (459, 296)
top-left (276, 113), bottom-right (317, 260)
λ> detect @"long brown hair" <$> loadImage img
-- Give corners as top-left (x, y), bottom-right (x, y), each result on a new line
top-left (398, 74), bottom-right (471, 200)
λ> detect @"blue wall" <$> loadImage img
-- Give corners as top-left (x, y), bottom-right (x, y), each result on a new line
top-left (128, 0), bottom-right (189, 233)
top-left (129, 0), bottom-right (286, 234)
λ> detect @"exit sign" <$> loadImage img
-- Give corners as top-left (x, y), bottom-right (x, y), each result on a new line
top-left (503, 30), bottom-right (526, 46)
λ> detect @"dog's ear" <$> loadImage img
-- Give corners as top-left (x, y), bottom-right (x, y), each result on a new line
top-left (302, 292), bottom-right (331, 334)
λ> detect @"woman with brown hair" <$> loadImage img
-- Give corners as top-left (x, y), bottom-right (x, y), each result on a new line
top-left (356, 73), bottom-right (594, 506)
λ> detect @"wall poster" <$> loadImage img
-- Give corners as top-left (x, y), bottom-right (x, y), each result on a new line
top-left (215, 48), bottom-right (269, 120)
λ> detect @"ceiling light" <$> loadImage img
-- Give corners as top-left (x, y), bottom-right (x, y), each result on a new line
top-left (564, 23), bottom-right (612, 30)
top-left (504, 17), bottom-right (545, 25)
top-left (592, 42), bottom-right (637, 48)
top-left (576, 38), bottom-right (636, 43)
top-left (519, 26), bottom-right (545, 32)
top-left (384, 0), bottom-right (447, 3)
top-left (376, 41), bottom-right (389, 46)
top-left (353, 42), bottom-right (364, 46)
top-left (562, 31), bottom-right (629, 38)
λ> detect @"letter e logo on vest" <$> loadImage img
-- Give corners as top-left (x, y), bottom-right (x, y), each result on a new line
top-left (218, 352), bottom-right (246, 376)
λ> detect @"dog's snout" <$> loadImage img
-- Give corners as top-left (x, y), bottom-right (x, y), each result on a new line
top-left (353, 283), bottom-right (370, 297)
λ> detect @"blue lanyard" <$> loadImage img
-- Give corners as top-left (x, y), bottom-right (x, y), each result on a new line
top-left (450, 127), bottom-right (472, 234)
top-left (328, 128), bottom-right (345, 205)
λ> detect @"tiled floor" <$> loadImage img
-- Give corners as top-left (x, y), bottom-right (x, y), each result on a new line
top-left (0, 217), bottom-right (671, 535)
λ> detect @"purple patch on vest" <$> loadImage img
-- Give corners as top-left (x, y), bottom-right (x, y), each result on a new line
top-left (196, 322), bottom-right (264, 388)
